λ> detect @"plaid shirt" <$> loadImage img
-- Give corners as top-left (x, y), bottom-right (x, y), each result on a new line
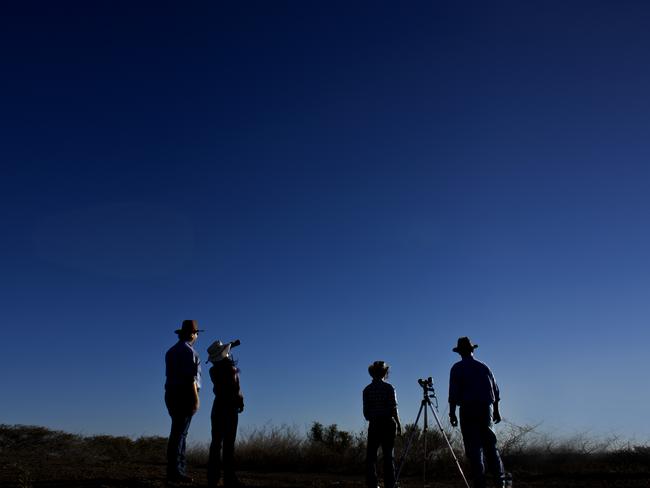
top-left (363, 379), bottom-right (397, 421)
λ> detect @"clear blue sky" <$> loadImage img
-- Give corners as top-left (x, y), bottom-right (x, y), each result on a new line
top-left (2, 1), bottom-right (650, 444)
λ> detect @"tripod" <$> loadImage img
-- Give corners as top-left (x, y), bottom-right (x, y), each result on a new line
top-left (393, 378), bottom-right (470, 488)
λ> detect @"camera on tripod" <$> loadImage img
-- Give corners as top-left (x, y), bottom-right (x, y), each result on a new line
top-left (417, 376), bottom-right (434, 391)
top-left (394, 375), bottom-right (472, 488)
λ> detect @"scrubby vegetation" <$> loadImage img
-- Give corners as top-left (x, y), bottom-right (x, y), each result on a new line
top-left (0, 424), bottom-right (167, 465)
top-left (189, 420), bottom-right (650, 481)
top-left (0, 424), bottom-right (167, 487)
top-left (2, 422), bottom-right (650, 486)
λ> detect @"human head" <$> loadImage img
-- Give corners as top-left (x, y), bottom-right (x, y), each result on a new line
top-left (453, 336), bottom-right (478, 357)
top-left (368, 360), bottom-right (390, 380)
top-left (175, 319), bottom-right (204, 343)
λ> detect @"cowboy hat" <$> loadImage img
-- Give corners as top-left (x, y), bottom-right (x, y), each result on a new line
top-left (207, 340), bottom-right (232, 363)
top-left (174, 319), bottom-right (205, 335)
top-left (453, 336), bottom-right (478, 353)
top-left (368, 360), bottom-right (390, 379)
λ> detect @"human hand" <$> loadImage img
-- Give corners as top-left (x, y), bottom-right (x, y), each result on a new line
top-left (449, 413), bottom-right (458, 427)
top-left (493, 409), bottom-right (501, 424)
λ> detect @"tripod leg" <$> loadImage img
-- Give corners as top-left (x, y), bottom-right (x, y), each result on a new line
top-left (392, 401), bottom-right (425, 488)
top-left (423, 406), bottom-right (428, 485)
top-left (427, 403), bottom-right (471, 488)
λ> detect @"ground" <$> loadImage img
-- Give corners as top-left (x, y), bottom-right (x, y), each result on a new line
top-left (3, 460), bottom-right (650, 488)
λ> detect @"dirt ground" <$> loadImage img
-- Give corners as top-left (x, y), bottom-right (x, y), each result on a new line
top-left (3, 459), bottom-right (650, 488)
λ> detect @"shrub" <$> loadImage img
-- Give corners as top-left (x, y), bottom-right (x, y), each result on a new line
top-left (4, 421), bottom-right (650, 482)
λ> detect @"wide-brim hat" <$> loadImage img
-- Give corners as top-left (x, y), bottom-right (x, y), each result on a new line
top-left (453, 336), bottom-right (478, 353)
top-left (174, 319), bottom-right (205, 335)
top-left (207, 340), bottom-right (232, 363)
top-left (368, 360), bottom-right (390, 378)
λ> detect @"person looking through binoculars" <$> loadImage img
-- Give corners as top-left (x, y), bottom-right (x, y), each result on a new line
top-left (448, 337), bottom-right (508, 488)
top-left (363, 361), bottom-right (402, 488)
top-left (206, 339), bottom-right (244, 488)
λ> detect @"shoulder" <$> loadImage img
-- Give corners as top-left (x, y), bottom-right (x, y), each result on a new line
top-left (187, 343), bottom-right (200, 358)
top-left (211, 360), bottom-right (231, 373)
top-left (172, 341), bottom-right (197, 360)
top-left (474, 358), bottom-right (491, 370)
top-left (377, 380), bottom-right (395, 393)
top-left (166, 341), bottom-right (182, 355)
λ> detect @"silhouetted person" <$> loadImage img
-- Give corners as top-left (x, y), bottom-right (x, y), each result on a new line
top-left (448, 337), bottom-right (507, 488)
top-left (363, 361), bottom-right (402, 488)
top-left (165, 319), bottom-right (203, 483)
top-left (207, 339), bottom-right (244, 488)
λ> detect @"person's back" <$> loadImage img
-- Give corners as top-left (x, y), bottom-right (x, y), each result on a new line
top-left (164, 320), bottom-right (203, 484)
top-left (448, 337), bottom-right (507, 488)
top-left (449, 355), bottom-right (499, 407)
top-left (166, 340), bottom-right (200, 384)
top-left (363, 361), bottom-right (401, 488)
top-left (210, 357), bottom-right (244, 410)
top-left (363, 379), bottom-right (397, 421)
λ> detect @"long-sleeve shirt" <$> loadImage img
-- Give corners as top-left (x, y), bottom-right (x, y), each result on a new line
top-left (448, 356), bottom-right (500, 407)
top-left (363, 379), bottom-right (398, 421)
top-left (165, 340), bottom-right (201, 390)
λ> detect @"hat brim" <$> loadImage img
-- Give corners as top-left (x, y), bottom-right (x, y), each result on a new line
top-left (208, 344), bottom-right (232, 363)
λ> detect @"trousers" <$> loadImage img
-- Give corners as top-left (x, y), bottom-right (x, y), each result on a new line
top-left (165, 390), bottom-right (194, 477)
top-left (207, 402), bottom-right (239, 486)
top-left (459, 404), bottom-right (505, 488)
top-left (366, 417), bottom-right (396, 488)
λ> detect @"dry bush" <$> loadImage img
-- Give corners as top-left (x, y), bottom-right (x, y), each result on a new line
top-left (0, 424), bottom-right (166, 468)
top-left (303, 423), bottom-right (366, 474)
top-left (393, 423), bottom-right (467, 479)
top-left (185, 422), bottom-right (368, 474)
top-left (4, 421), bottom-right (650, 483)
top-left (495, 420), bottom-right (650, 478)
top-left (232, 423), bottom-right (366, 474)
top-left (183, 424), bottom-right (309, 471)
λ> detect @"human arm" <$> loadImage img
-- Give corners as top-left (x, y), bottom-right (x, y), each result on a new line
top-left (489, 367), bottom-right (501, 423)
top-left (449, 402), bottom-right (458, 427)
top-left (234, 365), bottom-right (244, 413)
top-left (362, 388), bottom-right (370, 421)
top-left (492, 401), bottom-right (501, 424)
top-left (190, 382), bottom-right (200, 415)
top-left (448, 366), bottom-right (459, 427)
top-left (390, 385), bottom-right (401, 434)
top-left (237, 388), bottom-right (244, 413)
top-left (392, 407), bottom-right (402, 435)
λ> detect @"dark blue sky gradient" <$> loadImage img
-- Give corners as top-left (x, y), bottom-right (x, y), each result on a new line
top-left (2, 2), bottom-right (650, 441)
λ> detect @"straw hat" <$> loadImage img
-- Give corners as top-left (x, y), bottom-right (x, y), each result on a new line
top-left (207, 340), bottom-right (232, 363)
top-left (368, 360), bottom-right (390, 379)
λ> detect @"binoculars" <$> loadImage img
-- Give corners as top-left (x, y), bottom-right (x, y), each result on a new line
top-left (417, 377), bottom-right (434, 390)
